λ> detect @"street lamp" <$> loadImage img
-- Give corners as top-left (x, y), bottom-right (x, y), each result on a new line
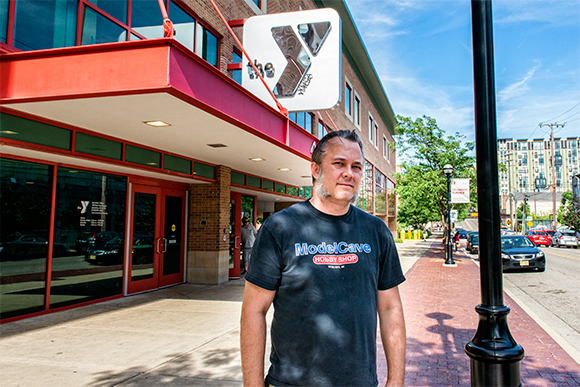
top-left (443, 164), bottom-right (456, 266)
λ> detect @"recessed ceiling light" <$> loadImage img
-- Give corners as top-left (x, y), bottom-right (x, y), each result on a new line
top-left (207, 143), bottom-right (228, 148)
top-left (250, 157), bottom-right (265, 162)
top-left (278, 168), bottom-right (291, 171)
top-left (144, 120), bottom-right (171, 127)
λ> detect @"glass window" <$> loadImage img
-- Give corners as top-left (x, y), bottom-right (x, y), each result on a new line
top-left (387, 178), bottom-right (396, 216)
top-left (287, 186), bottom-right (299, 196)
top-left (130, 0), bottom-right (163, 38)
top-left (50, 168), bottom-right (127, 310)
top-left (81, 5), bottom-right (127, 45)
top-left (354, 96), bottom-right (360, 126)
top-left (196, 23), bottom-right (218, 67)
top-left (305, 113), bottom-right (313, 134)
top-left (247, 175), bottom-right (261, 188)
top-left (88, 0), bottom-right (128, 24)
top-left (75, 132), bottom-right (122, 160)
top-left (345, 83), bottom-right (352, 116)
top-left (251, 0), bottom-right (260, 7)
top-left (263, 180), bottom-right (274, 191)
top-left (232, 50), bottom-right (242, 85)
top-left (356, 162), bottom-right (373, 212)
top-left (0, 159), bottom-right (53, 319)
top-left (375, 170), bottom-right (386, 214)
top-left (193, 162), bottom-right (216, 179)
top-left (275, 183), bottom-right (286, 194)
top-left (169, 0), bottom-right (194, 51)
top-left (318, 121), bottom-right (328, 140)
top-left (12, 0), bottom-right (77, 51)
top-left (125, 145), bottom-right (161, 168)
top-left (0, 113), bottom-right (72, 150)
top-left (1, 0), bottom-right (8, 43)
top-left (231, 171), bottom-right (245, 185)
top-left (163, 154), bottom-right (191, 174)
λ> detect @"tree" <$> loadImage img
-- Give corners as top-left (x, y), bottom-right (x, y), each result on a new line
top-left (557, 191), bottom-right (574, 224)
top-left (560, 190), bottom-right (580, 231)
top-left (394, 116), bottom-right (476, 237)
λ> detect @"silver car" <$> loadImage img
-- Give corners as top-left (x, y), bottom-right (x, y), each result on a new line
top-left (551, 230), bottom-right (579, 248)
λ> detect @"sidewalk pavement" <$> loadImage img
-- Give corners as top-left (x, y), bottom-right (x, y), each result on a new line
top-left (0, 238), bottom-right (579, 387)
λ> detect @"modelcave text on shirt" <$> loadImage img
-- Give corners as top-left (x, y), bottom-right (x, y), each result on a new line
top-left (295, 241), bottom-right (372, 256)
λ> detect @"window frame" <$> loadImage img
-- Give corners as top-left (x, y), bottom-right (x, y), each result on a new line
top-left (353, 91), bottom-right (361, 130)
top-left (344, 77), bottom-right (353, 121)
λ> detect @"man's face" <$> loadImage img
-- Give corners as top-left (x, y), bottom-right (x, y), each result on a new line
top-left (311, 138), bottom-right (363, 206)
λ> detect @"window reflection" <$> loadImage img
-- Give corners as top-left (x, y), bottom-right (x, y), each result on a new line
top-left (0, 159), bottom-right (52, 319)
top-left (81, 5), bottom-right (127, 45)
top-left (50, 168), bottom-right (126, 310)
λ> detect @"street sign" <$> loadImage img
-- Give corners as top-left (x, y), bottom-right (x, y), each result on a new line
top-left (506, 219), bottom-right (511, 225)
top-left (527, 220), bottom-right (533, 228)
top-left (450, 209), bottom-right (458, 223)
top-left (451, 179), bottom-right (471, 203)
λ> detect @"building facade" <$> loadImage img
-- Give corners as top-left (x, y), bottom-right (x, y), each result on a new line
top-left (0, 0), bottom-right (397, 321)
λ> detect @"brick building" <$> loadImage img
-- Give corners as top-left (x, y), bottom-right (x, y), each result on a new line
top-left (0, 0), bottom-right (397, 321)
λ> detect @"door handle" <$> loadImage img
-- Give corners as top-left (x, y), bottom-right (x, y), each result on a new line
top-left (235, 236), bottom-right (240, 249)
top-left (157, 238), bottom-right (168, 254)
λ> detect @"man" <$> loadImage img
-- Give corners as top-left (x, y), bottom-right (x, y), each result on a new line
top-left (241, 130), bottom-right (406, 387)
top-left (240, 216), bottom-right (257, 273)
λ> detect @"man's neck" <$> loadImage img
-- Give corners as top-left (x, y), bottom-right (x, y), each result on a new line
top-left (309, 195), bottom-right (351, 216)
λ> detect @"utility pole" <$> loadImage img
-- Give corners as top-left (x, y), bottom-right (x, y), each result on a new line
top-left (521, 194), bottom-right (528, 234)
top-left (505, 153), bottom-right (514, 229)
top-left (539, 122), bottom-right (566, 230)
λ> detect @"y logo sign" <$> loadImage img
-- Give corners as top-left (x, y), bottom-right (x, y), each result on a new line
top-left (242, 9), bottom-right (341, 112)
top-left (270, 22), bottom-right (331, 98)
top-left (80, 201), bottom-right (90, 214)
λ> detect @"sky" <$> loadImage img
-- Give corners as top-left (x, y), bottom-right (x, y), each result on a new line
top-left (344, 0), bottom-right (580, 143)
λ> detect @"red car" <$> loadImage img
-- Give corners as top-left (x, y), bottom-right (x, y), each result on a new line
top-left (525, 230), bottom-right (551, 247)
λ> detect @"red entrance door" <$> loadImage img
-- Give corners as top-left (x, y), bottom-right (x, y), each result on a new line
top-left (128, 184), bottom-right (186, 294)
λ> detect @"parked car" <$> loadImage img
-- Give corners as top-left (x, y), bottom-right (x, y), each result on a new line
top-left (85, 235), bottom-right (154, 265)
top-left (76, 231), bottom-right (121, 253)
top-left (0, 234), bottom-right (67, 259)
top-left (455, 228), bottom-right (468, 239)
top-left (501, 235), bottom-right (545, 272)
top-left (551, 230), bottom-right (579, 248)
top-left (86, 236), bottom-right (124, 265)
top-left (466, 232), bottom-right (479, 254)
top-left (525, 230), bottom-right (551, 247)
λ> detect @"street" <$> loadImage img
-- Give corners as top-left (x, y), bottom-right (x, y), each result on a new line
top-left (458, 218), bottom-right (580, 360)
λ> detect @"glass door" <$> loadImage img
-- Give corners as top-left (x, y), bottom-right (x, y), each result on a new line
top-left (229, 192), bottom-right (256, 279)
top-left (128, 184), bottom-right (185, 294)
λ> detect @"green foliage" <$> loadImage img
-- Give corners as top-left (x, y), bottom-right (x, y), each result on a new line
top-left (395, 115), bottom-right (476, 231)
top-left (516, 202), bottom-right (531, 220)
top-left (394, 238), bottom-right (404, 243)
top-left (560, 190), bottom-right (580, 231)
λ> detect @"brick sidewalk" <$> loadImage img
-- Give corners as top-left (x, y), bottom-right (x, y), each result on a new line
top-left (377, 243), bottom-right (580, 387)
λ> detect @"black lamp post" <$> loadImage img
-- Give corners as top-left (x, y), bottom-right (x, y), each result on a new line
top-left (443, 164), bottom-right (455, 266)
top-left (465, 1), bottom-right (524, 385)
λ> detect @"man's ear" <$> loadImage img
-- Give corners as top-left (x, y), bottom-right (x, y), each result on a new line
top-left (311, 162), bottom-right (319, 180)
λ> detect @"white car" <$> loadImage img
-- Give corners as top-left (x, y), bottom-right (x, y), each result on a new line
top-left (551, 230), bottom-right (579, 248)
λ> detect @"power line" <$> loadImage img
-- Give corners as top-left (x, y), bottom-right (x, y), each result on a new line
top-left (543, 101), bottom-right (580, 122)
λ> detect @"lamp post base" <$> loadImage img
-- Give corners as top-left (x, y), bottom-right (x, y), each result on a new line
top-left (465, 304), bottom-right (524, 387)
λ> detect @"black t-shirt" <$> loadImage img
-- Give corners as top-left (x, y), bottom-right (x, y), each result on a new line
top-left (246, 200), bottom-right (405, 387)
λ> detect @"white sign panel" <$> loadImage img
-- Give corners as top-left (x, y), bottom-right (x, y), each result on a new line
top-left (451, 178), bottom-right (471, 203)
top-left (450, 210), bottom-right (458, 223)
top-left (242, 8), bottom-right (341, 112)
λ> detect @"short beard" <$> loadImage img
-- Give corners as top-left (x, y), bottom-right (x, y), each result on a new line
top-left (315, 167), bottom-right (360, 204)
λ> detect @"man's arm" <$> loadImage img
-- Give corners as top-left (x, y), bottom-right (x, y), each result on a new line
top-left (377, 286), bottom-right (406, 387)
top-left (240, 281), bottom-right (276, 387)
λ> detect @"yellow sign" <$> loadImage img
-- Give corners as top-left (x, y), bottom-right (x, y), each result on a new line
top-left (527, 221), bottom-right (533, 228)
top-left (471, 212), bottom-right (478, 217)
top-left (171, 224), bottom-right (176, 232)
top-left (506, 219), bottom-right (511, 225)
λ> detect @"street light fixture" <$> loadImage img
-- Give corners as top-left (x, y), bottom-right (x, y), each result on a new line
top-left (443, 164), bottom-right (456, 266)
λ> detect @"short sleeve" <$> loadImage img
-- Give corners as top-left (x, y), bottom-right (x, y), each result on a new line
top-left (245, 223), bottom-right (283, 291)
top-left (377, 227), bottom-right (405, 291)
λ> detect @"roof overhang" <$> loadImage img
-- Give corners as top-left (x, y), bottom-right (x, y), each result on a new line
top-left (0, 38), bottom-right (317, 188)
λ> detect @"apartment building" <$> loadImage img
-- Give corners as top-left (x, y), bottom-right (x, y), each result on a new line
top-left (0, 0), bottom-right (397, 321)
top-left (498, 137), bottom-right (580, 195)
